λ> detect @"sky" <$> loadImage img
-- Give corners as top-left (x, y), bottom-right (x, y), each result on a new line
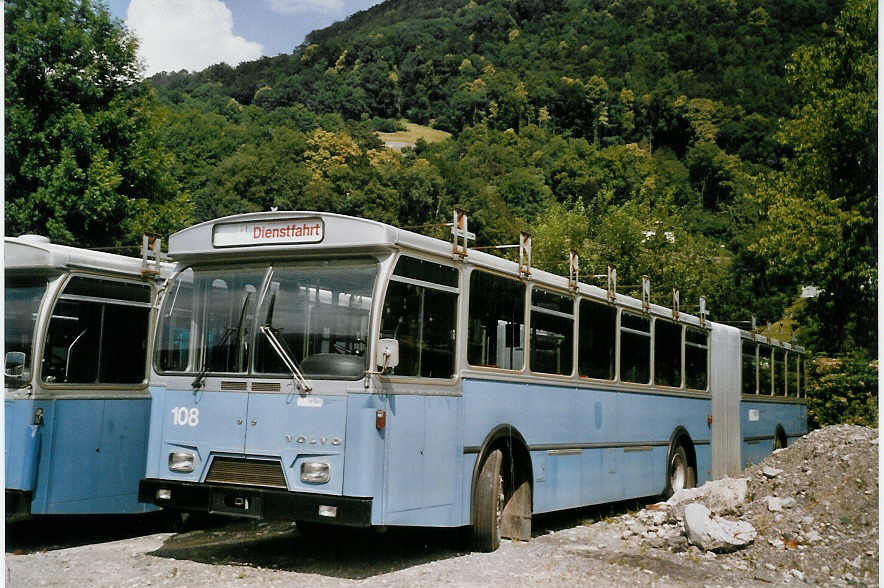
top-left (106, 0), bottom-right (384, 77)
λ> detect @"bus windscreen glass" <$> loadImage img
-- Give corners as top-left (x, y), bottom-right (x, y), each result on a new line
top-left (157, 260), bottom-right (376, 379)
top-left (4, 277), bottom-right (48, 385)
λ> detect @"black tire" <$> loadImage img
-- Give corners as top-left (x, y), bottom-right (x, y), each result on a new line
top-left (774, 429), bottom-right (787, 450)
top-left (664, 443), bottom-right (696, 498)
top-left (472, 448), bottom-right (504, 552)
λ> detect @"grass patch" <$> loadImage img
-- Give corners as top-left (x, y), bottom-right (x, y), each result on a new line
top-left (377, 121), bottom-right (452, 147)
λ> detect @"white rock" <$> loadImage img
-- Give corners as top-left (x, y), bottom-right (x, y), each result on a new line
top-left (666, 477), bottom-right (748, 517)
top-left (803, 530), bottom-right (823, 543)
top-left (762, 466), bottom-right (784, 478)
top-left (682, 503), bottom-right (756, 553)
top-left (764, 496), bottom-right (797, 511)
top-left (637, 509), bottom-right (668, 526)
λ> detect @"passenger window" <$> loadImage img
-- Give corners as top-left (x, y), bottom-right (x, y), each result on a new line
top-left (578, 300), bottom-right (616, 380)
top-left (741, 340), bottom-right (757, 394)
top-left (685, 328), bottom-right (708, 391)
top-left (530, 288), bottom-right (573, 376)
top-left (758, 344), bottom-right (772, 394)
top-left (42, 277), bottom-right (150, 385)
top-left (468, 271), bottom-right (525, 370)
top-left (620, 312), bottom-right (650, 384)
top-left (654, 320), bottom-right (682, 388)
top-left (786, 353), bottom-right (798, 396)
top-left (773, 348), bottom-right (785, 395)
top-left (380, 256), bottom-right (458, 378)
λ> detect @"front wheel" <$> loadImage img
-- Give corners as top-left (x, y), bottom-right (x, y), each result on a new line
top-left (665, 444), bottom-right (696, 497)
top-left (472, 449), bottom-right (504, 552)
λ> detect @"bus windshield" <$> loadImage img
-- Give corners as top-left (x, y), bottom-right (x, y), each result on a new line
top-left (156, 260), bottom-right (376, 379)
top-left (5, 276), bottom-right (49, 387)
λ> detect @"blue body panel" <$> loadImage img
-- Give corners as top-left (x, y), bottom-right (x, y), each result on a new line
top-left (147, 379), bottom-right (802, 529)
top-left (5, 399), bottom-right (41, 492)
top-left (381, 394), bottom-right (462, 525)
top-left (149, 386), bottom-right (350, 496)
top-left (740, 399), bottom-right (807, 468)
top-left (6, 397), bottom-right (155, 515)
top-left (460, 379), bottom-right (713, 519)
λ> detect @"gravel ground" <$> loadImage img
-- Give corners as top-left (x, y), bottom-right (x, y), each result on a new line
top-left (5, 425), bottom-right (878, 587)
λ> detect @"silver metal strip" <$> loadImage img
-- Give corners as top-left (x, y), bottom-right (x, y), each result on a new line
top-left (530, 306), bottom-right (574, 320)
top-left (621, 326), bottom-right (651, 337)
top-left (464, 438), bottom-right (711, 454)
top-left (58, 293), bottom-right (152, 308)
top-left (547, 448), bottom-right (582, 456)
top-left (389, 275), bottom-right (460, 294)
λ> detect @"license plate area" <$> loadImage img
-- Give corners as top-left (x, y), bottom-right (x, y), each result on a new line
top-left (209, 488), bottom-right (264, 518)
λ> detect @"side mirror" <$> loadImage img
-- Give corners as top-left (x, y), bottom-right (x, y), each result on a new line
top-left (376, 338), bottom-right (399, 372)
top-left (5, 352), bottom-right (26, 377)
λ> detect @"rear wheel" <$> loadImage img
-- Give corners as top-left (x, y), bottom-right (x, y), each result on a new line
top-left (472, 449), bottom-right (504, 552)
top-left (665, 443), bottom-right (696, 497)
top-left (774, 429), bottom-right (787, 450)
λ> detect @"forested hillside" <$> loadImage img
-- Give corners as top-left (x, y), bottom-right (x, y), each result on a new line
top-left (5, 0), bottom-right (877, 369)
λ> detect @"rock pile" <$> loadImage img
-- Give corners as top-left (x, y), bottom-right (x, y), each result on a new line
top-left (613, 425), bottom-right (879, 586)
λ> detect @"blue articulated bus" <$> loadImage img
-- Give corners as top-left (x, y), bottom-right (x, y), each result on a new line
top-left (5, 235), bottom-right (168, 520)
top-left (138, 211), bottom-right (807, 551)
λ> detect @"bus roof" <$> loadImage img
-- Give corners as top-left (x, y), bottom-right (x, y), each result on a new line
top-left (166, 211), bottom-right (802, 352)
top-left (5, 235), bottom-right (167, 279)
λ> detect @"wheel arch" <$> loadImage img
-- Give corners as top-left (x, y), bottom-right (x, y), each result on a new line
top-left (469, 424), bottom-right (533, 524)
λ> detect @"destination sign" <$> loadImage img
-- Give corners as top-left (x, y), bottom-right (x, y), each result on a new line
top-left (213, 218), bottom-right (325, 247)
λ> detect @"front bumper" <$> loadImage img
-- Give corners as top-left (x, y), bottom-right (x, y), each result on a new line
top-left (139, 479), bottom-right (372, 527)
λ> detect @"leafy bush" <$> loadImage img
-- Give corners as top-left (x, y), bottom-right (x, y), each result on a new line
top-left (806, 356), bottom-right (878, 428)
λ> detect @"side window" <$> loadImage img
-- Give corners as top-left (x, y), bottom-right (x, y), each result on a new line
top-left (654, 320), bottom-right (682, 388)
top-left (530, 288), bottom-right (574, 376)
top-left (741, 340), bottom-right (757, 394)
top-left (42, 276), bottom-right (151, 385)
top-left (578, 299), bottom-right (616, 380)
top-left (620, 312), bottom-right (650, 384)
top-left (380, 256), bottom-right (458, 378)
top-left (758, 344), bottom-right (772, 395)
top-left (773, 348), bottom-right (785, 396)
top-left (157, 270), bottom-right (194, 372)
top-left (685, 328), bottom-right (708, 391)
top-left (786, 352), bottom-right (798, 396)
top-left (468, 270), bottom-right (525, 370)
top-left (798, 355), bottom-right (807, 398)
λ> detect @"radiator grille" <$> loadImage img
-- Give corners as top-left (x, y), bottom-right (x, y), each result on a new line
top-left (251, 381), bottom-right (281, 392)
top-left (220, 381), bottom-right (247, 391)
top-left (205, 457), bottom-right (287, 489)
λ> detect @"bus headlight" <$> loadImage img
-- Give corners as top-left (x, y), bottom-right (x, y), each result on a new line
top-left (168, 452), bottom-right (195, 473)
top-left (300, 461), bottom-right (330, 483)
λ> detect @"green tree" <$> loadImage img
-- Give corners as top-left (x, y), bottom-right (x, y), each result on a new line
top-left (749, 0), bottom-right (877, 355)
top-left (5, 0), bottom-right (184, 246)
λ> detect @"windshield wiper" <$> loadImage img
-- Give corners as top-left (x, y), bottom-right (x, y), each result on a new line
top-left (259, 324), bottom-right (312, 393)
top-left (193, 292), bottom-right (252, 389)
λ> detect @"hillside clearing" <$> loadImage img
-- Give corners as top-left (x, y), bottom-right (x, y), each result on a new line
top-left (378, 122), bottom-right (451, 150)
